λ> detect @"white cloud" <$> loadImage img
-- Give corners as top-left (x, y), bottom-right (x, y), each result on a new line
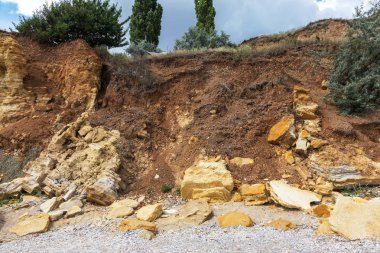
top-left (0, 0), bottom-right (57, 16)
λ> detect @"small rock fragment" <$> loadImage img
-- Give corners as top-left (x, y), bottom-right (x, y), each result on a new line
top-left (119, 219), bottom-right (157, 232)
top-left (65, 206), bottom-right (82, 218)
top-left (40, 197), bottom-right (60, 213)
top-left (267, 115), bottom-right (296, 146)
top-left (266, 218), bottom-right (296, 231)
top-left (312, 204), bottom-right (331, 218)
top-left (315, 219), bottom-right (334, 236)
top-left (218, 212), bottom-right (253, 228)
top-left (283, 151), bottom-right (295, 165)
top-left (59, 198), bottom-right (83, 212)
top-left (48, 209), bottom-right (65, 221)
top-left (231, 192), bottom-right (243, 202)
top-left (139, 230), bottom-right (156, 240)
top-left (229, 157), bottom-right (254, 167)
top-left (136, 203), bottom-right (163, 222)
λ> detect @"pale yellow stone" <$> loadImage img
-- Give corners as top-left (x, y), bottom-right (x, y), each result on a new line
top-left (229, 157), bottom-right (254, 167)
top-left (136, 204), bottom-right (163, 222)
top-left (218, 212), bottom-right (253, 228)
top-left (65, 206), bottom-right (82, 218)
top-left (10, 213), bottom-right (50, 236)
top-left (231, 192), bottom-right (243, 202)
top-left (107, 198), bottom-right (138, 218)
top-left (267, 115), bottom-right (296, 145)
top-left (283, 151), bottom-right (295, 165)
top-left (240, 184), bottom-right (266, 196)
top-left (119, 219), bottom-right (157, 232)
top-left (191, 187), bottom-right (231, 203)
top-left (315, 219), bottom-right (334, 236)
top-left (266, 218), bottom-right (296, 231)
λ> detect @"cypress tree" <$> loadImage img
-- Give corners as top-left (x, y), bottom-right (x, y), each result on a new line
top-left (130, 0), bottom-right (163, 46)
top-left (194, 0), bottom-right (216, 33)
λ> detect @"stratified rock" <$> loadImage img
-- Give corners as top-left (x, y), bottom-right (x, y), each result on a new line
top-left (293, 86), bottom-right (319, 120)
top-left (40, 197), bottom-right (60, 213)
top-left (86, 175), bottom-right (120, 206)
top-left (119, 219), bottom-right (157, 233)
top-left (136, 204), bottom-right (163, 222)
top-left (9, 213), bottom-right (50, 236)
top-left (65, 206), bottom-right (82, 218)
top-left (329, 196), bottom-right (380, 240)
top-left (229, 157), bottom-right (254, 167)
top-left (59, 198), bottom-right (83, 212)
top-left (217, 212), bottom-right (253, 228)
top-left (268, 180), bottom-right (321, 210)
top-left (48, 210), bottom-right (65, 221)
top-left (181, 159), bottom-right (234, 203)
top-left (240, 184), bottom-right (270, 206)
top-left (266, 218), bottom-right (296, 231)
top-left (267, 115), bottom-right (296, 146)
top-left (107, 198), bottom-right (139, 219)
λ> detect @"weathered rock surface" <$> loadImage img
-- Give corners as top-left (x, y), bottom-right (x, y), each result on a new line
top-left (239, 184), bottom-right (270, 206)
top-left (293, 86), bottom-right (319, 120)
top-left (309, 145), bottom-right (380, 187)
top-left (269, 180), bottom-right (321, 210)
top-left (329, 196), bottom-right (380, 240)
top-left (312, 204), bottom-right (331, 218)
top-left (119, 219), bottom-right (157, 233)
top-left (315, 219), bottom-right (334, 236)
top-left (217, 212), bottom-right (253, 228)
top-left (9, 213), bottom-right (50, 236)
top-left (107, 198), bottom-right (139, 219)
top-left (59, 198), bottom-right (83, 212)
top-left (181, 159), bottom-right (234, 203)
top-left (0, 114), bottom-right (121, 203)
top-left (40, 197), bottom-right (60, 213)
top-left (266, 218), bottom-right (296, 231)
top-left (136, 204), bottom-right (163, 222)
top-left (267, 115), bottom-right (296, 146)
top-left (48, 210), bottom-right (65, 221)
top-left (65, 206), bottom-right (83, 218)
top-left (229, 157), bottom-right (254, 167)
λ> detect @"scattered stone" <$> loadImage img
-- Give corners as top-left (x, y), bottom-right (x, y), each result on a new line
top-left (217, 212), bottom-right (253, 228)
top-left (107, 198), bottom-right (139, 219)
top-left (9, 213), bottom-right (50, 236)
top-left (267, 115), bottom-right (296, 146)
top-left (63, 183), bottom-right (77, 201)
top-left (315, 219), bottom-right (334, 236)
top-left (321, 80), bottom-right (328, 90)
top-left (283, 151), bottom-right (295, 165)
top-left (314, 181), bottom-right (333, 195)
top-left (329, 196), bottom-right (380, 240)
top-left (240, 184), bottom-right (266, 196)
top-left (136, 203), bottom-right (163, 222)
top-left (119, 219), bottom-right (157, 233)
top-left (269, 180), bottom-right (321, 210)
top-left (293, 86), bottom-right (319, 120)
top-left (231, 192), bottom-right (243, 202)
top-left (295, 136), bottom-right (310, 155)
top-left (266, 218), bottom-right (296, 231)
top-left (312, 204), bottom-right (331, 218)
top-left (59, 198), bottom-right (83, 212)
top-left (139, 230), bottom-right (156, 240)
top-left (86, 175), bottom-right (120, 206)
top-left (304, 119), bottom-right (321, 133)
top-left (40, 197), bottom-right (60, 213)
top-left (229, 157), bottom-right (254, 167)
top-left (310, 139), bottom-right (328, 149)
top-left (65, 206), bottom-right (82, 218)
top-left (181, 159), bottom-right (234, 203)
top-left (48, 210), bottom-right (65, 221)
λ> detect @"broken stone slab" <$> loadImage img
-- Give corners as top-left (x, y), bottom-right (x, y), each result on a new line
top-left (239, 183), bottom-right (270, 206)
top-left (295, 136), bottom-right (310, 156)
top-left (267, 115), bottom-right (296, 146)
top-left (63, 183), bottom-right (77, 201)
top-left (268, 180), bottom-right (321, 210)
top-left (329, 196), bottom-right (380, 240)
top-left (293, 86), bottom-right (319, 120)
top-left (266, 218), bottom-right (296, 231)
top-left (86, 174), bottom-right (120, 206)
top-left (48, 209), bottom-right (65, 221)
top-left (229, 157), bottom-right (254, 167)
top-left (119, 219), bottom-right (157, 233)
top-left (136, 203), bottom-right (163, 222)
top-left (107, 198), bottom-right (139, 219)
top-left (181, 159), bottom-right (234, 203)
top-left (9, 213), bottom-right (50, 236)
top-left (217, 212), bottom-right (253, 228)
top-left (40, 197), bottom-right (61, 213)
top-left (59, 198), bottom-right (83, 212)
top-left (65, 206), bottom-right (83, 218)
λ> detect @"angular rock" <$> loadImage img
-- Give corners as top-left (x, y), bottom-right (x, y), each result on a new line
top-left (293, 86), bottom-right (319, 120)
top-left (266, 218), bottom-right (296, 231)
top-left (240, 184), bottom-right (266, 196)
top-left (231, 192), bottom-right (243, 202)
top-left (63, 183), bottom-right (77, 201)
top-left (65, 206), bottom-right (82, 218)
top-left (269, 180), bottom-right (321, 210)
top-left (283, 151), bottom-right (295, 165)
top-left (229, 157), bottom-right (254, 167)
top-left (48, 210), bottom-right (65, 221)
top-left (329, 196), bottom-right (380, 240)
top-left (107, 198), bottom-right (139, 219)
top-left (267, 115), bottom-right (296, 146)
top-left (310, 139), bottom-right (328, 149)
top-left (59, 198), bottom-right (83, 212)
top-left (119, 219), bottom-right (157, 233)
top-left (181, 159), bottom-right (234, 203)
top-left (86, 175), bottom-right (120, 206)
top-left (40, 197), bottom-right (60, 213)
top-left (295, 136), bottom-right (310, 155)
top-left (9, 213), bottom-right (50, 236)
top-left (217, 212), bottom-right (253, 228)
top-left (136, 203), bottom-right (163, 222)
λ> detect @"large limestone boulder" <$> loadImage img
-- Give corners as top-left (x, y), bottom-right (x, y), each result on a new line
top-left (329, 196), bottom-right (380, 240)
top-left (268, 180), bottom-right (321, 210)
top-left (136, 203), bottom-right (163, 222)
top-left (217, 212), bottom-right (253, 228)
top-left (119, 219), bottom-right (157, 233)
top-left (10, 213), bottom-right (50, 236)
top-left (181, 159), bottom-right (234, 203)
top-left (267, 115), bottom-right (296, 146)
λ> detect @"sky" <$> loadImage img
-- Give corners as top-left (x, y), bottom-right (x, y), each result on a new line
top-left (0, 0), bottom-right (371, 51)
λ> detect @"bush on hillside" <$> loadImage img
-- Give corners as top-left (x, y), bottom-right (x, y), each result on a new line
top-left (326, 2), bottom-right (380, 114)
top-left (126, 40), bottom-right (162, 57)
top-left (174, 26), bottom-right (234, 50)
top-left (14, 0), bottom-right (128, 48)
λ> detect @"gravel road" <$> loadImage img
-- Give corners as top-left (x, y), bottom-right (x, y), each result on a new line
top-left (1, 224), bottom-right (380, 253)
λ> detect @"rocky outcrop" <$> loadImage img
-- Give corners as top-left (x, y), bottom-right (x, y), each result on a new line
top-left (0, 35), bottom-right (29, 126)
top-left (329, 196), bottom-right (380, 240)
top-left (181, 159), bottom-right (234, 203)
top-left (0, 113), bottom-right (121, 204)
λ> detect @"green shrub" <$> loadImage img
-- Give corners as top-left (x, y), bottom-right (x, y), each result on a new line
top-left (326, 2), bottom-right (380, 114)
top-left (174, 26), bottom-right (234, 50)
top-left (14, 0), bottom-right (128, 48)
top-left (126, 40), bottom-right (161, 57)
top-left (161, 184), bottom-right (173, 193)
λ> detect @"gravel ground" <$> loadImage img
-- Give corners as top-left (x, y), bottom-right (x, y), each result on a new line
top-left (1, 224), bottom-right (380, 253)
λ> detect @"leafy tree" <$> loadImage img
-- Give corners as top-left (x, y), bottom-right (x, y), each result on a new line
top-left (130, 0), bottom-right (163, 46)
top-left (14, 0), bottom-right (128, 48)
top-left (174, 26), bottom-right (233, 50)
top-left (194, 0), bottom-right (216, 33)
top-left (326, 1), bottom-right (380, 114)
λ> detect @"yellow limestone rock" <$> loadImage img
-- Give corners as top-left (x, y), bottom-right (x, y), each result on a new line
top-left (312, 204), bottom-right (331, 218)
top-left (283, 151), bottom-right (295, 165)
top-left (229, 157), bottom-right (254, 167)
top-left (315, 219), bottom-right (334, 236)
top-left (65, 206), bottom-right (83, 218)
top-left (293, 86), bottom-right (319, 120)
top-left (136, 203), bottom-right (163, 222)
top-left (181, 159), bottom-right (234, 203)
top-left (231, 192), bottom-right (243, 202)
top-left (119, 219), bottom-right (157, 233)
top-left (267, 115), bottom-right (296, 146)
top-left (10, 213), bottom-right (50, 236)
top-left (240, 183), bottom-right (269, 206)
top-left (266, 218), bottom-right (296, 231)
top-left (268, 180), bottom-right (321, 210)
top-left (310, 139), bottom-right (328, 149)
top-left (329, 196), bottom-right (380, 240)
top-left (107, 198), bottom-right (138, 218)
top-left (218, 212), bottom-right (253, 228)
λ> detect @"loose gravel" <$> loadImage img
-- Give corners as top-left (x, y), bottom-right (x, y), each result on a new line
top-left (1, 224), bottom-right (380, 253)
